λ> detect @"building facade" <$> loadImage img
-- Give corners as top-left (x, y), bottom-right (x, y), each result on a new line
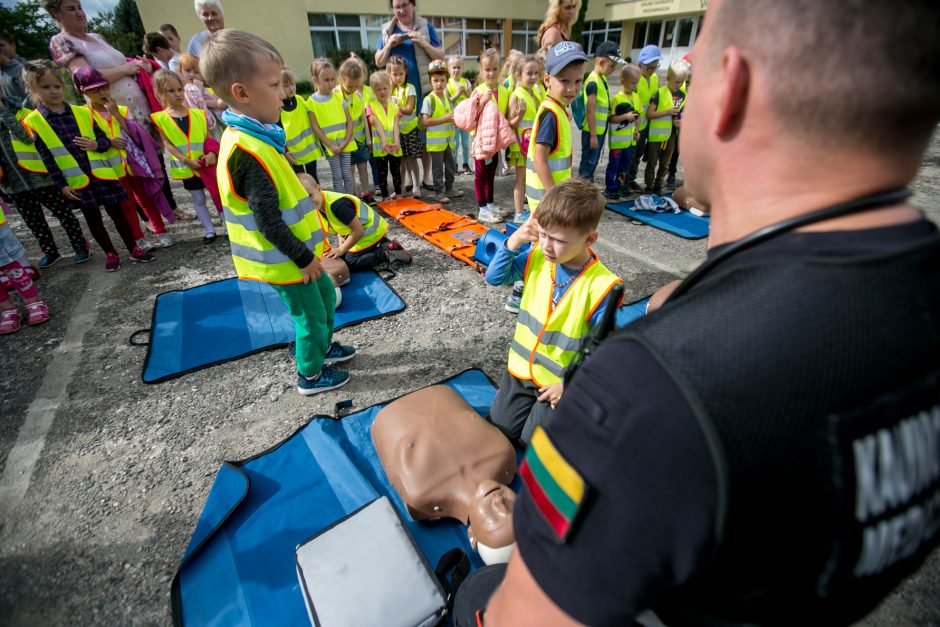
top-left (136, 0), bottom-right (706, 79)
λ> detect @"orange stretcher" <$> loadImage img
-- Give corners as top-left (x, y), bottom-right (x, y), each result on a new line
top-left (377, 198), bottom-right (494, 273)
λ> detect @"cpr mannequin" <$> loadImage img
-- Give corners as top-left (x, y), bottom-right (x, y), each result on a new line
top-left (371, 385), bottom-right (517, 565)
top-left (321, 256), bottom-right (349, 308)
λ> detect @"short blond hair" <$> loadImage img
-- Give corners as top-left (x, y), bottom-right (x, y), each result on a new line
top-left (199, 29), bottom-right (283, 105)
top-left (620, 63), bottom-right (641, 84)
top-left (281, 67), bottom-right (296, 85)
top-left (535, 178), bottom-right (604, 233)
top-left (152, 69), bottom-right (184, 104)
top-left (369, 70), bottom-right (390, 90)
top-left (666, 60), bottom-right (691, 83)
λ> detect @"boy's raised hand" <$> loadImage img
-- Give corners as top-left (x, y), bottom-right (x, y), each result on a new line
top-left (301, 257), bottom-right (323, 283)
top-left (506, 212), bottom-right (539, 250)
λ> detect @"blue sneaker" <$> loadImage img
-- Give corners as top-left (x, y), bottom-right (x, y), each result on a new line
top-left (297, 366), bottom-right (350, 395)
top-left (38, 252), bottom-right (61, 268)
top-left (513, 210), bottom-right (530, 225)
top-left (73, 249), bottom-right (91, 265)
top-left (324, 341), bottom-right (357, 365)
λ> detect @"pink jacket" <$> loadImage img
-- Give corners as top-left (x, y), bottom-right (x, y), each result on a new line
top-left (454, 90), bottom-right (517, 161)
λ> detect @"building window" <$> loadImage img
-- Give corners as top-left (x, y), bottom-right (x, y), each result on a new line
top-left (631, 16), bottom-right (702, 54)
top-left (511, 20), bottom-right (540, 54)
top-left (427, 17), bottom-right (503, 59)
top-left (582, 19), bottom-right (621, 56)
top-left (308, 13), bottom-right (387, 55)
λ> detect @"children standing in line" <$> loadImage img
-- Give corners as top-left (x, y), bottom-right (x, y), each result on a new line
top-left (484, 179), bottom-right (623, 444)
top-left (626, 44), bottom-right (662, 192)
top-left (201, 29), bottom-right (356, 395)
top-left (446, 55), bottom-right (473, 175)
top-left (420, 60), bottom-right (464, 204)
top-left (337, 59), bottom-right (375, 203)
top-left (0, 81), bottom-right (89, 267)
top-left (644, 60), bottom-right (689, 195)
top-left (74, 66), bottom-right (175, 249)
top-left (507, 54), bottom-right (541, 224)
top-left (22, 60), bottom-right (153, 272)
top-left (578, 41), bottom-right (623, 182)
top-left (473, 48), bottom-right (511, 223)
top-left (279, 67), bottom-right (321, 181)
top-left (366, 70), bottom-right (402, 199)
top-left (151, 69), bottom-right (224, 244)
top-left (603, 64), bottom-right (641, 199)
top-left (308, 58), bottom-right (355, 195)
top-left (349, 54), bottom-right (381, 198)
top-left (0, 202), bottom-right (50, 334)
top-left (500, 50), bottom-right (523, 177)
top-left (386, 55), bottom-right (422, 198)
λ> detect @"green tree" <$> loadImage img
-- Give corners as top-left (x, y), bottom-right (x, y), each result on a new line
top-left (0, 0), bottom-right (60, 60)
top-left (571, 0), bottom-right (589, 46)
top-left (88, 0), bottom-right (145, 57)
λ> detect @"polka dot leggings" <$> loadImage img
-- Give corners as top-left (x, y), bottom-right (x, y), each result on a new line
top-left (10, 187), bottom-right (87, 256)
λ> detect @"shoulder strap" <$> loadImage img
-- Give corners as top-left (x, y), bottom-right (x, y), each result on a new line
top-left (435, 548), bottom-right (471, 611)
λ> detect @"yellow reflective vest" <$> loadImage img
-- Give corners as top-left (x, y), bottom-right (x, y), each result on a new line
top-left (512, 85), bottom-right (538, 142)
top-left (319, 190), bottom-right (388, 253)
top-left (369, 101), bottom-right (402, 158)
top-left (580, 70), bottom-right (610, 135)
top-left (423, 92), bottom-right (454, 152)
top-left (507, 247), bottom-right (622, 387)
top-left (636, 72), bottom-right (660, 132)
top-left (447, 76), bottom-right (471, 107)
top-left (608, 91), bottom-right (637, 150)
top-left (150, 109), bottom-right (207, 179)
top-left (12, 108), bottom-right (46, 174)
top-left (218, 129), bottom-right (326, 283)
top-left (525, 97), bottom-right (571, 211)
top-left (649, 86), bottom-right (684, 144)
top-left (280, 96), bottom-right (322, 165)
top-left (392, 83), bottom-right (418, 134)
top-left (90, 105), bottom-right (128, 178)
top-left (336, 86), bottom-right (366, 144)
top-left (308, 91), bottom-right (356, 156)
top-left (23, 105), bottom-right (111, 189)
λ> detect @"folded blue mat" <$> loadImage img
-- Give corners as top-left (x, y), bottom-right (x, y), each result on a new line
top-left (616, 297), bottom-right (650, 328)
top-left (606, 197), bottom-right (710, 239)
top-left (137, 269), bottom-right (405, 383)
top-left (172, 369), bottom-right (502, 627)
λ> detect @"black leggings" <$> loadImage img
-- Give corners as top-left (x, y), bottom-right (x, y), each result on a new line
top-left (374, 155), bottom-right (402, 196)
top-left (81, 202), bottom-right (137, 255)
top-left (11, 187), bottom-right (87, 255)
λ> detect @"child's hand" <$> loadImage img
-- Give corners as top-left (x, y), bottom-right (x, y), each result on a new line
top-left (589, 134), bottom-right (599, 150)
top-left (674, 118), bottom-right (682, 129)
top-left (537, 382), bottom-right (564, 409)
top-left (669, 106), bottom-right (680, 116)
top-left (382, 142), bottom-right (393, 154)
top-left (110, 137), bottom-right (127, 150)
top-left (73, 136), bottom-right (97, 151)
top-left (328, 142), bottom-right (341, 155)
top-left (286, 153), bottom-right (297, 164)
top-left (324, 247), bottom-right (346, 260)
top-left (507, 212), bottom-right (539, 249)
top-left (61, 186), bottom-right (81, 202)
top-left (186, 157), bottom-right (202, 169)
top-left (445, 112), bottom-right (455, 123)
top-left (301, 257), bottom-right (323, 283)
top-left (627, 111), bottom-right (639, 122)
top-left (203, 152), bottom-right (217, 167)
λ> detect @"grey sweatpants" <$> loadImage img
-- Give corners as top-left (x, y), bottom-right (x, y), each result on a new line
top-left (488, 370), bottom-right (556, 446)
top-left (430, 146), bottom-right (456, 195)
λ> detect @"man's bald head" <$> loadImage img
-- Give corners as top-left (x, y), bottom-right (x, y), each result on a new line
top-left (701, 0), bottom-right (940, 155)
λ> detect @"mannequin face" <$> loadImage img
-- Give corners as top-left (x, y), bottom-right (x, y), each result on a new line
top-left (467, 480), bottom-right (516, 549)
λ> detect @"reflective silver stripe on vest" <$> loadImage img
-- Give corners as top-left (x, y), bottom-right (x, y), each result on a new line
top-left (400, 112), bottom-right (415, 124)
top-left (229, 229), bottom-right (324, 265)
top-left (517, 310), bottom-right (583, 354)
top-left (426, 134), bottom-right (451, 145)
top-left (525, 185), bottom-right (545, 200)
top-left (88, 156), bottom-right (116, 170)
top-left (290, 141), bottom-right (319, 160)
top-left (526, 157), bottom-right (569, 173)
top-left (61, 165), bottom-right (86, 179)
top-left (321, 122), bottom-right (346, 135)
top-left (286, 127), bottom-right (314, 147)
top-left (190, 141), bottom-right (204, 153)
top-left (509, 340), bottom-right (566, 378)
top-left (357, 202), bottom-right (382, 239)
top-left (519, 119), bottom-right (534, 130)
top-left (225, 204), bottom-right (308, 230)
top-left (48, 145), bottom-right (71, 158)
top-left (595, 105), bottom-right (609, 116)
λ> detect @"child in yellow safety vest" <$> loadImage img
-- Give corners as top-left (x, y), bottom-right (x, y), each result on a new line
top-left (578, 41), bottom-right (624, 182)
top-left (446, 55), bottom-right (473, 175)
top-left (484, 179), bottom-right (623, 444)
top-left (365, 70), bottom-right (402, 199)
top-left (602, 64), bottom-right (641, 200)
top-left (201, 29), bottom-right (357, 396)
top-left (337, 59), bottom-right (376, 204)
top-left (420, 60), bottom-right (465, 204)
top-left (0, 76), bottom-right (89, 267)
top-left (298, 173), bottom-right (412, 271)
top-left (309, 58), bottom-right (355, 195)
top-left (22, 60), bottom-right (153, 272)
top-left (507, 54), bottom-right (542, 225)
top-left (644, 60), bottom-right (690, 195)
top-left (151, 69), bottom-right (225, 244)
top-left (386, 55), bottom-right (423, 198)
top-left (279, 67), bottom-right (321, 182)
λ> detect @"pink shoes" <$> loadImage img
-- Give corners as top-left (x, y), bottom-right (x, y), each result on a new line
top-left (0, 301), bottom-right (50, 334)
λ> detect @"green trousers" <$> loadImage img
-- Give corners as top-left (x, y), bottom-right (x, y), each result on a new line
top-left (271, 273), bottom-right (335, 378)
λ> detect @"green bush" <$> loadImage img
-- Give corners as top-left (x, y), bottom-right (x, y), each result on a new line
top-left (325, 48), bottom-right (378, 76)
top-left (295, 80), bottom-right (313, 97)
top-left (462, 68), bottom-right (479, 84)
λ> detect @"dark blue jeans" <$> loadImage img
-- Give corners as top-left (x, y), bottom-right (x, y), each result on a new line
top-left (604, 147), bottom-right (634, 193)
top-left (578, 129), bottom-right (606, 181)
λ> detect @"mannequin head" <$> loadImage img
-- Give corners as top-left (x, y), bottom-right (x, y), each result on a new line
top-left (466, 479), bottom-right (515, 560)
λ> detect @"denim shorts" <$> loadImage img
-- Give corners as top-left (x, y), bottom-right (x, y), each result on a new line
top-left (0, 223), bottom-right (26, 266)
top-left (350, 142), bottom-right (371, 165)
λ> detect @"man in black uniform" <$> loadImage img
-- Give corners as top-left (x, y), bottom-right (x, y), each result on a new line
top-left (462, 0), bottom-right (940, 624)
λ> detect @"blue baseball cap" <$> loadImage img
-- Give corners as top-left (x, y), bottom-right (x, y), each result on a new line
top-left (545, 41), bottom-right (590, 75)
top-left (638, 44), bottom-right (662, 65)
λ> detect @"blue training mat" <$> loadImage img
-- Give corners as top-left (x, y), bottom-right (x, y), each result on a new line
top-left (137, 269), bottom-right (405, 383)
top-left (606, 197), bottom-right (710, 239)
top-left (171, 369), bottom-right (504, 627)
top-left (616, 297), bottom-right (650, 328)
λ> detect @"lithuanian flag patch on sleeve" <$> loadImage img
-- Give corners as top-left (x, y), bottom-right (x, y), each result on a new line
top-left (520, 426), bottom-right (587, 542)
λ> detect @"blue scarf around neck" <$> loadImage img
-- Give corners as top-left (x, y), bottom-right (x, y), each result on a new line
top-left (221, 110), bottom-right (287, 153)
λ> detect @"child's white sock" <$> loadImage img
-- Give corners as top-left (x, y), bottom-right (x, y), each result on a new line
top-left (190, 189), bottom-right (215, 235)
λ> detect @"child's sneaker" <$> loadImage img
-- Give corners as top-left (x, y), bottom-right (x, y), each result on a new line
top-left (412, 186), bottom-right (423, 198)
top-left (157, 233), bottom-right (174, 248)
top-left (513, 210), bottom-right (530, 225)
top-left (203, 232), bottom-right (217, 244)
top-left (25, 300), bottom-right (50, 326)
top-left (130, 247), bottom-right (155, 263)
top-left (297, 365), bottom-right (350, 395)
top-left (445, 188), bottom-right (465, 198)
top-left (505, 280), bottom-right (524, 313)
top-left (104, 253), bottom-right (121, 272)
top-left (135, 237), bottom-right (156, 251)
top-left (38, 252), bottom-right (61, 269)
top-left (0, 308), bottom-right (22, 334)
top-left (73, 249), bottom-right (91, 264)
top-left (324, 340), bottom-right (357, 364)
top-left (435, 195), bottom-right (450, 204)
top-left (489, 203), bottom-right (513, 219)
top-left (666, 175), bottom-right (677, 189)
top-left (462, 164), bottom-right (473, 176)
top-left (361, 192), bottom-right (377, 204)
top-left (477, 206), bottom-right (501, 223)
top-left (603, 189), bottom-right (621, 200)
top-left (386, 248), bottom-right (413, 265)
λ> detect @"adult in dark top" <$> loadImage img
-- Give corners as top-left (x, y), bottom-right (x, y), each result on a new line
top-left (469, 1), bottom-right (940, 625)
